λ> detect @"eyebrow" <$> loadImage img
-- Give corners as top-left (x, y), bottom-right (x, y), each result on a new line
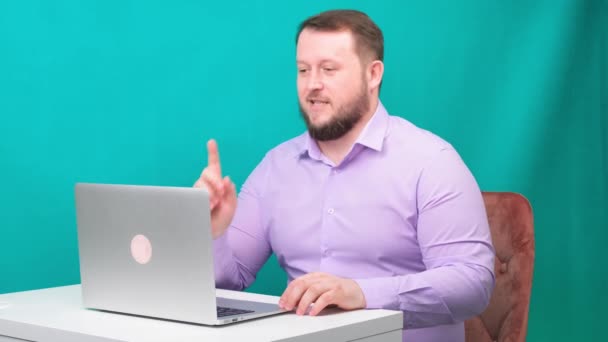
top-left (296, 59), bottom-right (339, 65)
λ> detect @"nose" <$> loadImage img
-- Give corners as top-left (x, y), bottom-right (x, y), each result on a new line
top-left (306, 70), bottom-right (324, 92)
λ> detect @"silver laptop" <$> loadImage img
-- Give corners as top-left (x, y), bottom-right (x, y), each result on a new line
top-left (75, 183), bottom-right (286, 325)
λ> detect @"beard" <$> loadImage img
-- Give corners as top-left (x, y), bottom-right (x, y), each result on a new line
top-left (299, 83), bottom-right (370, 142)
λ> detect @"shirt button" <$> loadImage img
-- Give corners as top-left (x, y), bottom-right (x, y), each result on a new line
top-left (327, 208), bottom-right (335, 214)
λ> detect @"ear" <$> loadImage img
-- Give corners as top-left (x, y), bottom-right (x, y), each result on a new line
top-left (366, 60), bottom-right (384, 93)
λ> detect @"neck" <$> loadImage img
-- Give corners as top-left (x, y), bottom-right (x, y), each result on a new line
top-left (317, 97), bottom-right (379, 165)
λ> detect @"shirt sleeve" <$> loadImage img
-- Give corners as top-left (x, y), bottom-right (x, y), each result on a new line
top-left (212, 154), bottom-right (272, 291)
top-left (355, 148), bottom-right (496, 329)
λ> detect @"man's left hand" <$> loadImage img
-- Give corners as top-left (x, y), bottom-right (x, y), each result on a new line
top-left (278, 272), bottom-right (366, 316)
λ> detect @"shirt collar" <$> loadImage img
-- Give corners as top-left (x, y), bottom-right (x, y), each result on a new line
top-left (300, 100), bottom-right (389, 159)
top-left (354, 100), bottom-right (389, 152)
top-left (302, 133), bottom-right (323, 160)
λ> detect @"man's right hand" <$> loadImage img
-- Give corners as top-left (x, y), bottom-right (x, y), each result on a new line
top-left (194, 139), bottom-right (237, 239)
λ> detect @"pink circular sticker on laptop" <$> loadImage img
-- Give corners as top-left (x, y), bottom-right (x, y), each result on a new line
top-left (131, 234), bottom-right (152, 264)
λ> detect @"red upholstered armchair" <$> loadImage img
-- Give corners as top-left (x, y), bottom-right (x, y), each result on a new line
top-left (465, 192), bottom-right (535, 342)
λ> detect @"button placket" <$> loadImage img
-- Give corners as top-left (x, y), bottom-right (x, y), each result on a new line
top-left (321, 166), bottom-right (339, 263)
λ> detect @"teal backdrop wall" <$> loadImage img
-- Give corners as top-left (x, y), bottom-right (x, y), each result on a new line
top-left (1, 0), bottom-right (606, 340)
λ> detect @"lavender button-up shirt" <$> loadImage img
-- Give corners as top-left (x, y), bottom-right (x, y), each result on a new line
top-left (213, 101), bottom-right (495, 342)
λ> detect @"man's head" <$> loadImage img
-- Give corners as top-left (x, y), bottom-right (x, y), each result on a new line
top-left (296, 10), bottom-right (384, 141)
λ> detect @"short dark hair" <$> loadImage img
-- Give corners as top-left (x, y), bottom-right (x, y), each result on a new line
top-left (296, 9), bottom-right (384, 63)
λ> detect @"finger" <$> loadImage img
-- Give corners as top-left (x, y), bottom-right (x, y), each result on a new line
top-left (296, 283), bottom-right (328, 315)
top-left (308, 291), bottom-right (336, 316)
top-left (200, 170), bottom-right (224, 210)
top-left (279, 282), bottom-right (296, 310)
top-left (194, 178), bottom-right (215, 208)
top-left (279, 273), bottom-right (325, 308)
top-left (280, 279), bottom-right (309, 311)
top-left (223, 176), bottom-right (237, 204)
top-left (201, 168), bottom-right (225, 196)
top-left (279, 275), bottom-right (310, 308)
top-left (206, 139), bottom-right (222, 176)
top-left (222, 176), bottom-right (233, 195)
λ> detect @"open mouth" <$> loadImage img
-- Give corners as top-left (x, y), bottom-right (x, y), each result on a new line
top-left (308, 99), bottom-right (330, 107)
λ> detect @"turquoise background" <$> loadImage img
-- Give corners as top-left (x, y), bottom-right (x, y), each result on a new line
top-left (0, 1), bottom-right (606, 340)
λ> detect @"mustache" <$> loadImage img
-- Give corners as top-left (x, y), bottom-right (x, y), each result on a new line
top-left (305, 91), bottom-right (330, 102)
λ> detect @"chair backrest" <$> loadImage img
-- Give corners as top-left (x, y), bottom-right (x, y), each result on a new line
top-left (465, 192), bottom-right (535, 342)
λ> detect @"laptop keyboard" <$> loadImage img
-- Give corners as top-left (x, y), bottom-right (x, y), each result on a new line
top-left (216, 306), bottom-right (255, 317)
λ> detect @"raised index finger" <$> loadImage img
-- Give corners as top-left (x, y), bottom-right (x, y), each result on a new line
top-left (206, 139), bottom-right (222, 176)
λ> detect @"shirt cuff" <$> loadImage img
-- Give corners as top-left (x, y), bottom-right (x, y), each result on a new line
top-left (212, 232), bottom-right (237, 288)
top-left (354, 277), bottom-right (400, 310)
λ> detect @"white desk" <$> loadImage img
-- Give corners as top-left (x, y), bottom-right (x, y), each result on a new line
top-left (0, 285), bottom-right (402, 342)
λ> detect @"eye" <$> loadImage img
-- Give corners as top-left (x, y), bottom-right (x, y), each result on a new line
top-left (298, 68), bottom-right (309, 74)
